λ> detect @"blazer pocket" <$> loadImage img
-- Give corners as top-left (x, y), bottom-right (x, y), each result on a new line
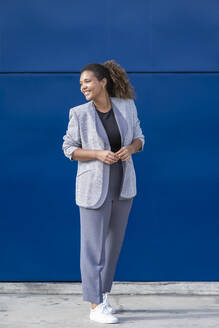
top-left (76, 168), bottom-right (95, 177)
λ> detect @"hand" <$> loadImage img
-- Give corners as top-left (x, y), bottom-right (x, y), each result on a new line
top-left (114, 145), bottom-right (132, 162)
top-left (96, 150), bottom-right (120, 165)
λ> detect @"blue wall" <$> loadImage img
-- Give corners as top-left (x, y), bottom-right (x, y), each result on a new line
top-left (0, 0), bottom-right (219, 281)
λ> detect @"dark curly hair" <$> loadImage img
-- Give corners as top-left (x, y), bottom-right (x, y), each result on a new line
top-left (80, 59), bottom-right (136, 99)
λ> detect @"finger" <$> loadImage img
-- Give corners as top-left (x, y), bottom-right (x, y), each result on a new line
top-left (106, 157), bottom-right (117, 164)
top-left (121, 153), bottom-right (130, 161)
top-left (105, 159), bottom-right (114, 164)
top-left (108, 154), bottom-right (117, 161)
top-left (111, 152), bottom-right (120, 160)
top-left (111, 151), bottom-right (120, 156)
top-left (115, 147), bottom-right (125, 154)
top-left (118, 150), bottom-right (127, 158)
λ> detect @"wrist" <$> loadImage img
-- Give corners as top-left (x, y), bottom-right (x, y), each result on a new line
top-left (127, 144), bottom-right (134, 155)
top-left (94, 150), bottom-right (99, 160)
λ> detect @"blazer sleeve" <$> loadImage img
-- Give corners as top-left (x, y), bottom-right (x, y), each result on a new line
top-left (129, 99), bottom-right (145, 152)
top-left (62, 108), bottom-right (82, 161)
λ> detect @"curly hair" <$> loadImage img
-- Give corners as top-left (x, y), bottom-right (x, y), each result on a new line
top-left (80, 59), bottom-right (136, 100)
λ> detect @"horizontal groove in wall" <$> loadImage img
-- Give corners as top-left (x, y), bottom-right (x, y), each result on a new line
top-left (1, 71), bottom-right (219, 74)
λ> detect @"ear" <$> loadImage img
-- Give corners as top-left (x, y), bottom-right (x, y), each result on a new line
top-left (101, 77), bottom-right (107, 88)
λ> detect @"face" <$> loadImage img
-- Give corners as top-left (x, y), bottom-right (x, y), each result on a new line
top-left (80, 70), bottom-right (106, 101)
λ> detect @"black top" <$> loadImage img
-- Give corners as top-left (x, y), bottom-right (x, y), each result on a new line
top-left (95, 106), bottom-right (122, 152)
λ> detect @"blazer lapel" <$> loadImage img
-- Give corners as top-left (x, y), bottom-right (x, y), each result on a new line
top-left (111, 97), bottom-right (128, 146)
top-left (88, 97), bottom-right (128, 149)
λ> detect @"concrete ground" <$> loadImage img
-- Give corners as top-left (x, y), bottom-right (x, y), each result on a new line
top-left (0, 282), bottom-right (219, 327)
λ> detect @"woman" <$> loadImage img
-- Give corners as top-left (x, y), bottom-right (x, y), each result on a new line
top-left (62, 60), bottom-right (145, 324)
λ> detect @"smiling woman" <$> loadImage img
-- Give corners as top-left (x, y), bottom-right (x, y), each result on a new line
top-left (62, 59), bottom-right (145, 324)
top-left (80, 60), bottom-right (136, 103)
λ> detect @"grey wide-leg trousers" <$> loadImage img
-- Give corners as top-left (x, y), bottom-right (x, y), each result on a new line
top-left (79, 159), bottom-right (133, 304)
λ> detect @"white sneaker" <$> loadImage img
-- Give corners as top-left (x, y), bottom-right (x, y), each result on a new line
top-left (103, 292), bottom-right (117, 314)
top-left (90, 302), bottom-right (119, 324)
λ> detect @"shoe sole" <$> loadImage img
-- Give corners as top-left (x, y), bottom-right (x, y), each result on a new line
top-left (90, 317), bottom-right (119, 324)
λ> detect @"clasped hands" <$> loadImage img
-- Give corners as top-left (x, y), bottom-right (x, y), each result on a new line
top-left (97, 145), bottom-right (133, 165)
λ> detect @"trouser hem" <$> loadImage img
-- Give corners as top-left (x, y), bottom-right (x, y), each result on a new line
top-left (82, 294), bottom-right (103, 304)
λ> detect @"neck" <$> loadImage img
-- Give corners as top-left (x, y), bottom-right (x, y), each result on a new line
top-left (93, 94), bottom-right (112, 112)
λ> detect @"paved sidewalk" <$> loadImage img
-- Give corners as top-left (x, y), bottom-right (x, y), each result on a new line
top-left (1, 282), bottom-right (219, 327)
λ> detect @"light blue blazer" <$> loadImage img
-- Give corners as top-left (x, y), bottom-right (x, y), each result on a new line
top-left (62, 96), bottom-right (145, 209)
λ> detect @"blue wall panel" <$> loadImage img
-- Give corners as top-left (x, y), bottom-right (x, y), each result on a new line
top-left (1, 0), bottom-right (219, 72)
top-left (0, 72), bottom-right (218, 280)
